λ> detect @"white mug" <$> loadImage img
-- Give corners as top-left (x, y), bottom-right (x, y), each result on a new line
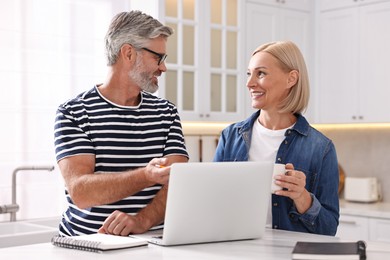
top-left (271, 163), bottom-right (287, 193)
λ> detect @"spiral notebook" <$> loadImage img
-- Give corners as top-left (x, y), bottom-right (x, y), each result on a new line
top-left (51, 233), bottom-right (148, 252)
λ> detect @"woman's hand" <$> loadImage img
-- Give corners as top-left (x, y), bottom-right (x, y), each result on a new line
top-left (274, 163), bottom-right (313, 214)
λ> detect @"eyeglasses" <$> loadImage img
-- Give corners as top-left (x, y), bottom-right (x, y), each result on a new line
top-left (141, 47), bottom-right (167, 65)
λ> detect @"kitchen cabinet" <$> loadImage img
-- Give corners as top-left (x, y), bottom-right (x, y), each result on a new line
top-left (336, 215), bottom-right (369, 241)
top-left (317, 0), bottom-right (390, 123)
top-left (132, 0), bottom-right (245, 122)
top-left (369, 218), bottom-right (390, 242)
top-left (337, 201), bottom-right (390, 242)
top-left (337, 214), bottom-right (390, 242)
top-left (244, 0), bottom-right (314, 121)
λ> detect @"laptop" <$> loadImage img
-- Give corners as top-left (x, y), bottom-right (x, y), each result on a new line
top-left (147, 161), bottom-right (274, 246)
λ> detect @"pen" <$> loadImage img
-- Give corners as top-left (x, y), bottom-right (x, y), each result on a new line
top-left (155, 164), bottom-right (166, 168)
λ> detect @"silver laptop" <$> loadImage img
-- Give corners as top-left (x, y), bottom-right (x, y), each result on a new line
top-left (148, 161), bottom-right (274, 246)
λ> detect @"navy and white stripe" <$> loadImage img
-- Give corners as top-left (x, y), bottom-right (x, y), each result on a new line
top-left (54, 86), bottom-right (188, 236)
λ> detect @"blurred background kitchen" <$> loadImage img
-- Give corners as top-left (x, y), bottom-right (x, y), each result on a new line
top-left (1, 0), bottom-right (390, 243)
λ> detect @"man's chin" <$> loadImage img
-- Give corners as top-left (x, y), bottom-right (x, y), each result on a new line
top-left (141, 84), bottom-right (159, 94)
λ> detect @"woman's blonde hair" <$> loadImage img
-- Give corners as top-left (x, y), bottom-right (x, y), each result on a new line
top-left (252, 41), bottom-right (309, 114)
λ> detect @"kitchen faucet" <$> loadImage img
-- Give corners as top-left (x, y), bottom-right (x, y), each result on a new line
top-left (0, 165), bottom-right (55, 221)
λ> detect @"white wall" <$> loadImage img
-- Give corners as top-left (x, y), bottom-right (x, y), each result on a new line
top-left (0, 0), bottom-right (130, 222)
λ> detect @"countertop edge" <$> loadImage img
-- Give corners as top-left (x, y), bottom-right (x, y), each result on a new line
top-left (340, 199), bottom-right (390, 219)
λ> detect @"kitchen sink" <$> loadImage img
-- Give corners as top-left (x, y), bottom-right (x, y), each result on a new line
top-left (0, 217), bottom-right (60, 248)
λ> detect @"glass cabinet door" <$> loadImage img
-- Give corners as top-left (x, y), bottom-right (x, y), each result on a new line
top-left (164, 0), bottom-right (197, 117)
top-left (163, 0), bottom-right (243, 121)
top-left (209, 0), bottom-right (240, 116)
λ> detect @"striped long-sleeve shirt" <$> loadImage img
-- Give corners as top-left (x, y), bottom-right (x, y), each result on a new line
top-left (54, 86), bottom-right (188, 236)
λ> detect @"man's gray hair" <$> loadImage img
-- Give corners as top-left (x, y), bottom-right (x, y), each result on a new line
top-left (105, 10), bottom-right (173, 65)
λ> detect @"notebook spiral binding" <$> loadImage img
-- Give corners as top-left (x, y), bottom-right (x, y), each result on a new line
top-left (51, 235), bottom-right (103, 253)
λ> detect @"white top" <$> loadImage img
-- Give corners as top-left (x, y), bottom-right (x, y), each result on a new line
top-left (248, 118), bottom-right (292, 227)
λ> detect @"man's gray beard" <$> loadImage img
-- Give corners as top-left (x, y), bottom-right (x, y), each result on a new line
top-left (129, 57), bottom-right (159, 94)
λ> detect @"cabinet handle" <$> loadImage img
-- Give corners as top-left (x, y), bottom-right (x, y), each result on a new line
top-left (340, 220), bottom-right (357, 225)
top-left (358, 115), bottom-right (363, 120)
top-left (352, 115), bottom-right (356, 120)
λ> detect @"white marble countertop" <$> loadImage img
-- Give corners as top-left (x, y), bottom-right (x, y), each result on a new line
top-left (340, 199), bottom-right (390, 219)
top-left (1, 228), bottom-right (390, 259)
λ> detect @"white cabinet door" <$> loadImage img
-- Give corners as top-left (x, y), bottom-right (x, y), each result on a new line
top-left (369, 218), bottom-right (390, 242)
top-left (358, 2), bottom-right (390, 122)
top-left (317, 1), bottom-right (390, 123)
top-left (245, 2), bottom-right (313, 120)
top-left (317, 8), bottom-right (359, 123)
top-left (336, 215), bottom-right (369, 241)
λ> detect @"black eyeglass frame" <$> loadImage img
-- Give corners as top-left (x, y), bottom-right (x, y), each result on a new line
top-left (141, 47), bottom-right (167, 65)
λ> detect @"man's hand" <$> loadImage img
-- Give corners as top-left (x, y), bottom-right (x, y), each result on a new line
top-left (144, 157), bottom-right (171, 185)
top-left (97, 210), bottom-right (148, 236)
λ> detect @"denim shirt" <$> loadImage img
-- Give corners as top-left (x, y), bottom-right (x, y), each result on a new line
top-left (213, 111), bottom-right (339, 236)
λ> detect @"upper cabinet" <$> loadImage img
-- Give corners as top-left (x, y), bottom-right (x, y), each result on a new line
top-left (131, 1), bottom-right (390, 124)
top-left (244, 0), bottom-right (314, 121)
top-left (165, 0), bottom-right (245, 122)
top-left (317, 0), bottom-right (390, 123)
top-left (132, 0), bottom-right (245, 122)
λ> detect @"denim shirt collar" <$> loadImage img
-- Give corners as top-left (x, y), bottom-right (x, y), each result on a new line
top-left (234, 110), bottom-right (310, 137)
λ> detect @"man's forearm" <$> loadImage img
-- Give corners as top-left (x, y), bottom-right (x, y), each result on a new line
top-left (70, 167), bottom-right (154, 209)
top-left (135, 185), bottom-right (168, 231)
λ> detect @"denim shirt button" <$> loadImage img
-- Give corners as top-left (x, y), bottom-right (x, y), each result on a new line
top-left (273, 203), bottom-right (278, 207)
top-left (277, 157), bottom-right (281, 162)
top-left (274, 225), bottom-right (278, 229)
top-left (284, 140), bottom-right (288, 145)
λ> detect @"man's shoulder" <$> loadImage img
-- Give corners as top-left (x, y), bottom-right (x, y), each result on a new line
top-left (59, 86), bottom-right (98, 109)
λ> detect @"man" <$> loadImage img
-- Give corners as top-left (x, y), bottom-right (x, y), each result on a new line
top-left (54, 10), bottom-right (188, 237)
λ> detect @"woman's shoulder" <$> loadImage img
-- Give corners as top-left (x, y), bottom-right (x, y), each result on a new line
top-left (308, 125), bottom-right (332, 143)
top-left (295, 114), bottom-right (333, 144)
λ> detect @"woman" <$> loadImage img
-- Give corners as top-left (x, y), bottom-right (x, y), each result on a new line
top-left (213, 41), bottom-right (339, 236)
